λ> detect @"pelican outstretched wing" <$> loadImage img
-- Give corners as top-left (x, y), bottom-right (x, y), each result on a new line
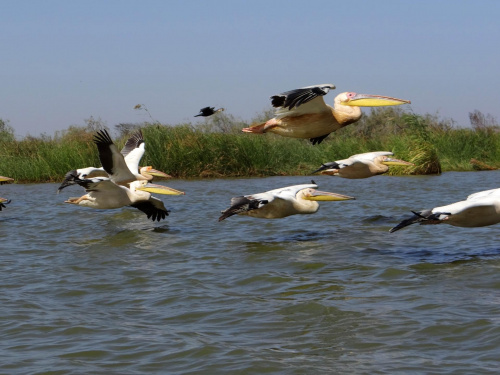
top-left (131, 197), bottom-right (169, 221)
top-left (93, 130), bottom-right (136, 183)
top-left (121, 130), bottom-right (145, 174)
top-left (270, 84), bottom-right (335, 110)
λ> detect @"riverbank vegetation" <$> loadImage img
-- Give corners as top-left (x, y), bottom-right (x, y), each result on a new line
top-left (0, 108), bottom-right (499, 183)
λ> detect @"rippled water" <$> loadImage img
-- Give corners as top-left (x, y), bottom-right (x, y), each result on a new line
top-left (1, 171), bottom-right (499, 374)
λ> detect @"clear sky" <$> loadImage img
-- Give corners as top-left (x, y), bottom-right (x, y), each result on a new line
top-left (1, 0), bottom-right (499, 137)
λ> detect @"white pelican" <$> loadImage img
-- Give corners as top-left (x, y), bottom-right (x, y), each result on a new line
top-left (313, 151), bottom-right (413, 179)
top-left (57, 129), bottom-right (170, 192)
top-left (242, 84), bottom-right (410, 144)
top-left (390, 188), bottom-right (500, 232)
top-left (64, 177), bottom-right (185, 221)
top-left (0, 197), bottom-right (10, 211)
top-left (0, 176), bottom-right (14, 185)
top-left (195, 106), bottom-right (225, 117)
top-left (218, 182), bottom-right (354, 221)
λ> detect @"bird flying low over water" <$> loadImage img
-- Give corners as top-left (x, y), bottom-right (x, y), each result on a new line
top-left (64, 177), bottom-right (185, 221)
top-left (218, 182), bottom-right (354, 221)
top-left (313, 151), bottom-right (413, 179)
top-left (195, 107), bottom-right (225, 117)
top-left (57, 129), bottom-right (170, 193)
top-left (242, 84), bottom-right (410, 145)
top-left (0, 176), bottom-right (14, 185)
top-left (0, 197), bottom-right (10, 211)
top-left (390, 188), bottom-right (500, 232)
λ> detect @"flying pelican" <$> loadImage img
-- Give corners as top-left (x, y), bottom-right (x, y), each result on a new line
top-left (313, 151), bottom-right (413, 179)
top-left (390, 188), bottom-right (500, 232)
top-left (57, 129), bottom-right (170, 192)
top-left (242, 84), bottom-right (410, 144)
top-left (195, 106), bottom-right (225, 117)
top-left (0, 176), bottom-right (14, 185)
top-left (64, 177), bottom-right (185, 221)
top-left (0, 197), bottom-right (10, 211)
top-left (218, 182), bottom-right (354, 221)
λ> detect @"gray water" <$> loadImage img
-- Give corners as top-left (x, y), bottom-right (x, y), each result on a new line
top-left (0, 171), bottom-right (499, 374)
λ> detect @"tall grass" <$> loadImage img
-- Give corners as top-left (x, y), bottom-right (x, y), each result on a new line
top-left (1, 109), bottom-right (499, 183)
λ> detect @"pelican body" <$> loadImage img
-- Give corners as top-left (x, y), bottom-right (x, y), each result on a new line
top-left (219, 182), bottom-right (354, 221)
top-left (64, 178), bottom-right (185, 221)
top-left (57, 129), bottom-right (170, 192)
top-left (242, 84), bottom-right (410, 145)
top-left (314, 151), bottom-right (413, 179)
top-left (390, 188), bottom-right (500, 232)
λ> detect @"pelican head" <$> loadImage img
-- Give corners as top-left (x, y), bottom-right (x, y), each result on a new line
top-left (340, 92), bottom-right (411, 107)
top-left (299, 188), bottom-right (355, 201)
top-left (139, 166), bottom-right (172, 179)
top-left (132, 180), bottom-right (185, 195)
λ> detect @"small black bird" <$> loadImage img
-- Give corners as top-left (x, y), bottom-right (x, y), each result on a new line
top-left (194, 107), bottom-right (225, 117)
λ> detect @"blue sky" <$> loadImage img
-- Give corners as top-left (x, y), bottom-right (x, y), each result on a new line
top-left (1, 0), bottom-right (499, 136)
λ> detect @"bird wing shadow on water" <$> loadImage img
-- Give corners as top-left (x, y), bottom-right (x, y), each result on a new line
top-left (246, 229), bottom-right (335, 246)
top-left (364, 244), bottom-right (500, 266)
top-left (361, 214), bottom-right (406, 232)
top-left (411, 247), bottom-right (500, 266)
top-left (361, 214), bottom-right (397, 225)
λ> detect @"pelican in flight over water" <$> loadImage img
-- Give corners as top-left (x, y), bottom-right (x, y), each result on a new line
top-left (57, 129), bottom-right (170, 192)
top-left (195, 106), bottom-right (225, 117)
top-left (218, 182), bottom-right (354, 221)
top-left (313, 151), bottom-right (413, 179)
top-left (390, 188), bottom-right (500, 232)
top-left (242, 84), bottom-right (410, 144)
top-left (64, 177), bottom-right (185, 221)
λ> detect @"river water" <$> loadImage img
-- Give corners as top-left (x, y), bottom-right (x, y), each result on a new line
top-left (0, 171), bottom-right (499, 374)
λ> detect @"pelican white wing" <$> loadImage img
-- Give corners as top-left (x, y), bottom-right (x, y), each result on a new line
top-left (350, 151), bottom-right (394, 162)
top-left (121, 130), bottom-right (145, 175)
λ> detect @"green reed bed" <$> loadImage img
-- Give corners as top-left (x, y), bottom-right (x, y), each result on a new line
top-left (0, 109), bottom-right (499, 183)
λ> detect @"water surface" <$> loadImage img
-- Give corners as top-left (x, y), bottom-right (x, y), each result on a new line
top-left (1, 171), bottom-right (499, 374)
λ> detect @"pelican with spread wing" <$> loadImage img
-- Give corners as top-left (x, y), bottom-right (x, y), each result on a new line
top-left (57, 129), bottom-right (170, 192)
top-left (313, 151), bottom-right (413, 179)
top-left (219, 182), bottom-right (354, 221)
top-left (64, 177), bottom-right (184, 222)
top-left (243, 84), bottom-right (410, 145)
top-left (390, 188), bottom-right (500, 232)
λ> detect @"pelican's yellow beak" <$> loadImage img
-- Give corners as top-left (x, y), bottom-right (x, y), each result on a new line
top-left (136, 183), bottom-right (185, 195)
top-left (381, 157), bottom-right (414, 166)
top-left (142, 167), bottom-right (172, 178)
top-left (343, 93), bottom-right (411, 107)
top-left (0, 176), bottom-right (14, 184)
top-left (303, 189), bottom-right (355, 201)
top-left (0, 197), bottom-right (9, 203)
